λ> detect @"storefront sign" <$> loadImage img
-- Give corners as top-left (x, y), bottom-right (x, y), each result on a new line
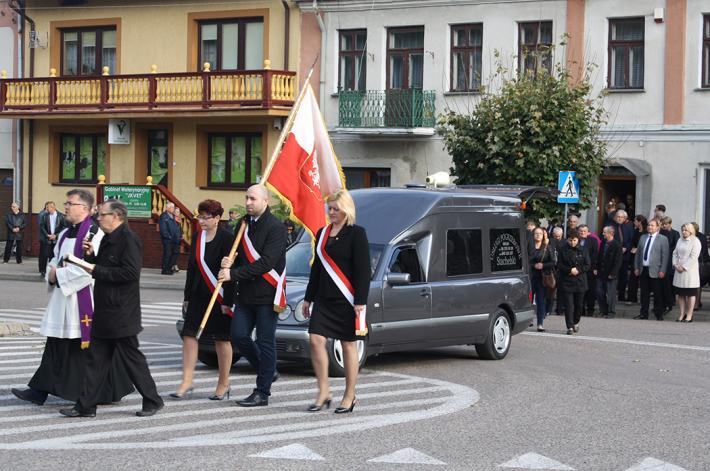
top-left (102, 185), bottom-right (152, 218)
top-left (108, 119), bottom-right (131, 144)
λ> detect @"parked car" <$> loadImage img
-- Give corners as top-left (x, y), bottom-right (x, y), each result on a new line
top-left (178, 186), bottom-right (543, 375)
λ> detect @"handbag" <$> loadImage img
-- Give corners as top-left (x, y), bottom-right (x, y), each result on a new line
top-left (542, 270), bottom-right (556, 289)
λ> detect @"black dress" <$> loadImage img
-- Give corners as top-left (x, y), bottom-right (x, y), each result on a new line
top-left (306, 225), bottom-right (371, 342)
top-left (182, 228), bottom-right (234, 340)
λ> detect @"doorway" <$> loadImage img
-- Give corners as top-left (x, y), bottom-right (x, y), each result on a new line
top-left (148, 130), bottom-right (169, 187)
top-left (597, 166), bottom-right (636, 230)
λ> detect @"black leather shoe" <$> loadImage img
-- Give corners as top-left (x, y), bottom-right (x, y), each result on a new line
top-left (633, 314), bottom-right (648, 320)
top-left (11, 388), bottom-right (47, 406)
top-left (136, 403), bottom-right (164, 417)
top-left (59, 407), bottom-right (96, 418)
top-left (236, 391), bottom-right (268, 407)
top-left (272, 371), bottom-right (280, 383)
top-left (334, 397), bottom-right (357, 414)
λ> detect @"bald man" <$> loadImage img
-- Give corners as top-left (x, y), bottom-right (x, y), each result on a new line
top-left (219, 185), bottom-right (287, 407)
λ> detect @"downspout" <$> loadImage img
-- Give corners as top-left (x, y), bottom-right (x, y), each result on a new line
top-left (281, 1), bottom-right (290, 69)
top-left (313, 1), bottom-right (327, 106)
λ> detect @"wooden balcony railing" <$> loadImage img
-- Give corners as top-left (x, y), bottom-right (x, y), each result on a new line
top-left (0, 61), bottom-right (296, 114)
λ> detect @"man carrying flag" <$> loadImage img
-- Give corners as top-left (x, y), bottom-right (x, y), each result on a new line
top-left (12, 189), bottom-right (133, 406)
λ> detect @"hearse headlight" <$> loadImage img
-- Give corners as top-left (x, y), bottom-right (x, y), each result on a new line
top-left (294, 299), bottom-right (312, 323)
top-left (278, 307), bottom-right (291, 321)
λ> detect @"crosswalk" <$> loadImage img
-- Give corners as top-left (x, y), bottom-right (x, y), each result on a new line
top-left (0, 334), bottom-right (478, 451)
top-left (0, 301), bottom-right (183, 331)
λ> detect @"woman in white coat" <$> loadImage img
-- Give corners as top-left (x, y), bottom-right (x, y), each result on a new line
top-left (672, 223), bottom-right (702, 322)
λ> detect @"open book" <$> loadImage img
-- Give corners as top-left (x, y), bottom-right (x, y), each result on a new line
top-left (63, 253), bottom-right (95, 272)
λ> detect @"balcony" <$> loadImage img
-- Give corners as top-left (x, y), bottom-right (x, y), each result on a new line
top-left (338, 89), bottom-right (436, 134)
top-left (0, 63), bottom-right (296, 116)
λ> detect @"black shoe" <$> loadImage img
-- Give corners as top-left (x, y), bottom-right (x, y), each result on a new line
top-left (633, 314), bottom-right (648, 320)
top-left (272, 371), bottom-right (280, 383)
top-left (136, 403), bottom-right (164, 417)
top-left (307, 398), bottom-right (332, 412)
top-left (11, 388), bottom-right (47, 406)
top-left (236, 391), bottom-right (268, 407)
top-left (334, 397), bottom-right (357, 414)
top-left (59, 407), bottom-right (96, 418)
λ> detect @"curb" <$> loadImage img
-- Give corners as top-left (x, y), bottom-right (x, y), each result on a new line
top-left (0, 273), bottom-right (185, 291)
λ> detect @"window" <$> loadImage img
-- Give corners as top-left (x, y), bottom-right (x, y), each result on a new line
top-left (62, 27), bottom-right (116, 76)
top-left (387, 27), bottom-right (424, 89)
top-left (148, 130), bottom-right (168, 187)
top-left (343, 168), bottom-right (390, 188)
top-left (518, 21), bottom-right (553, 77)
top-left (451, 23), bottom-right (483, 91)
top-left (446, 229), bottom-right (483, 276)
top-left (703, 15), bottom-right (710, 88)
top-left (388, 246), bottom-right (424, 282)
top-left (490, 229), bottom-right (523, 272)
top-left (60, 134), bottom-right (106, 183)
top-left (208, 134), bottom-right (262, 186)
top-left (199, 18), bottom-right (263, 71)
top-left (608, 18), bottom-right (644, 89)
top-left (339, 30), bottom-right (367, 91)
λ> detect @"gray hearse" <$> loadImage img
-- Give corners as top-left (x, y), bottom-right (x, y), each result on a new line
top-left (275, 186), bottom-right (540, 376)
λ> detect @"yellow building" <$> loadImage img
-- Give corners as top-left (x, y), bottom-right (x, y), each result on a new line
top-left (1, 0), bottom-right (300, 223)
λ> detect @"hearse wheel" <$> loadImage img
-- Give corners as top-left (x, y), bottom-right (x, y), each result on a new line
top-left (475, 309), bottom-right (511, 360)
top-left (326, 337), bottom-right (368, 377)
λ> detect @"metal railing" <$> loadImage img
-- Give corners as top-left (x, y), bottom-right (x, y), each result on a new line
top-left (338, 89), bottom-right (436, 128)
top-left (0, 63), bottom-right (296, 113)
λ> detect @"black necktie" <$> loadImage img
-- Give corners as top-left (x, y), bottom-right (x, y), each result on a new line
top-left (643, 235), bottom-right (653, 262)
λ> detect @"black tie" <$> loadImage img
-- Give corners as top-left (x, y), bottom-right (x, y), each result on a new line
top-left (643, 235), bottom-right (653, 262)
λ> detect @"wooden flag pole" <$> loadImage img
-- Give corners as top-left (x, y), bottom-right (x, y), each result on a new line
top-left (195, 68), bottom-right (315, 340)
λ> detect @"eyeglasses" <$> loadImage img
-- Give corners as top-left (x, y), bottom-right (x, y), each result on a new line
top-left (98, 212), bottom-right (115, 217)
top-left (196, 215), bottom-right (217, 221)
top-left (64, 201), bottom-right (86, 207)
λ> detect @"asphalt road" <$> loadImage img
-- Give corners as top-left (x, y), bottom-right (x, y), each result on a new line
top-left (1, 279), bottom-right (708, 471)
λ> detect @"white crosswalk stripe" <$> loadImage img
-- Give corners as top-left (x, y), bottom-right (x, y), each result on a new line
top-left (0, 332), bottom-right (480, 451)
top-left (0, 302), bottom-right (183, 329)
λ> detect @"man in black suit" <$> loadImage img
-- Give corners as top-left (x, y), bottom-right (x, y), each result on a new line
top-left (612, 210), bottom-right (634, 301)
top-left (578, 224), bottom-right (599, 316)
top-left (633, 218), bottom-right (670, 320)
top-left (38, 201), bottom-right (66, 277)
top-left (60, 199), bottom-right (163, 418)
top-left (219, 185), bottom-right (287, 407)
top-left (597, 226), bottom-right (623, 318)
top-left (660, 216), bottom-right (680, 312)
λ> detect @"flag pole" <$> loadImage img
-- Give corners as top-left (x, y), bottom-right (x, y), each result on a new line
top-left (261, 67), bottom-right (315, 182)
top-left (196, 68), bottom-right (314, 340)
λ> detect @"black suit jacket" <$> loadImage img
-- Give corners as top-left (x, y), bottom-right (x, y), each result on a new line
top-left (184, 228), bottom-right (234, 306)
top-left (580, 237), bottom-right (599, 272)
top-left (39, 211), bottom-right (66, 244)
top-left (598, 238), bottom-right (623, 279)
top-left (229, 207), bottom-right (287, 305)
top-left (88, 223), bottom-right (143, 338)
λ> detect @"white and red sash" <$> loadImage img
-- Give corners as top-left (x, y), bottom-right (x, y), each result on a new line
top-left (241, 225), bottom-right (287, 312)
top-left (316, 224), bottom-right (368, 336)
top-left (195, 230), bottom-right (233, 317)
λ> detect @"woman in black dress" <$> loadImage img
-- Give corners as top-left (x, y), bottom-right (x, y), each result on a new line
top-left (302, 190), bottom-right (370, 413)
top-left (173, 200), bottom-right (234, 400)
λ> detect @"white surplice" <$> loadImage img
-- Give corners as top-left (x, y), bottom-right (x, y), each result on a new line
top-left (39, 228), bottom-right (104, 338)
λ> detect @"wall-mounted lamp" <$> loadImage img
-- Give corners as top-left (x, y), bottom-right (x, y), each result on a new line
top-left (654, 8), bottom-right (664, 23)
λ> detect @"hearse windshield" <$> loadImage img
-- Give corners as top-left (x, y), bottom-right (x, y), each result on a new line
top-left (286, 238), bottom-right (385, 279)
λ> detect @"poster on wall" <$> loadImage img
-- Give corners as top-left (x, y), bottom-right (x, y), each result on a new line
top-left (103, 185), bottom-right (151, 218)
top-left (108, 119), bottom-right (131, 144)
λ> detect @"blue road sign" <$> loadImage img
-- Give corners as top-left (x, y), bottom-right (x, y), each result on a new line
top-left (558, 171), bottom-right (580, 203)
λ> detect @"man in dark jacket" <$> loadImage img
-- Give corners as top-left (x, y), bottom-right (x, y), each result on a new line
top-left (38, 201), bottom-right (66, 277)
top-left (612, 210), bottom-right (634, 301)
top-left (660, 216), bottom-right (680, 312)
top-left (597, 226), bottom-right (623, 318)
top-left (219, 185), bottom-right (287, 407)
top-left (159, 202), bottom-right (180, 275)
top-left (60, 199), bottom-right (163, 418)
top-left (578, 225), bottom-right (599, 316)
top-left (3, 202), bottom-right (26, 263)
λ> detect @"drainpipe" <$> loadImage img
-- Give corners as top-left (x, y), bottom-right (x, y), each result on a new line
top-left (313, 0), bottom-right (327, 106)
top-left (281, 1), bottom-right (290, 69)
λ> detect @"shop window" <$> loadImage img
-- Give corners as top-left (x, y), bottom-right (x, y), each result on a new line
top-left (208, 133), bottom-right (262, 187)
top-left (60, 134), bottom-right (106, 183)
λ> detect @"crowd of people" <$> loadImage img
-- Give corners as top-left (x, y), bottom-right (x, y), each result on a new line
top-left (527, 201), bottom-right (708, 334)
top-left (9, 185), bottom-right (370, 418)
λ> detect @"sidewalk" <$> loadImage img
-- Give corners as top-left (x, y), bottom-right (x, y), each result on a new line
top-left (0, 256), bottom-right (186, 291)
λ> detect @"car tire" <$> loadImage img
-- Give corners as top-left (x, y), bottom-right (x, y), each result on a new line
top-left (475, 309), bottom-right (511, 360)
top-left (326, 337), bottom-right (368, 377)
top-left (197, 351), bottom-right (240, 368)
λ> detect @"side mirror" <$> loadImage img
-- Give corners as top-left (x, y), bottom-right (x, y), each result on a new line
top-left (386, 272), bottom-right (411, 285)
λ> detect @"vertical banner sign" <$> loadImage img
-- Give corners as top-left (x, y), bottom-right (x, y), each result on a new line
top-left (103, 185), bottom-right (152, 218)
top-left (108, 119), bottom-right (131, 144)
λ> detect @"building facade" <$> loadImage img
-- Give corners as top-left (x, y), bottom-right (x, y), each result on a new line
top-left (1, 0), bottom-right (300, 223)
top-left (0, 4), bottom-right (19, 231)
top-left (298, 0), bottom-right (710, 231)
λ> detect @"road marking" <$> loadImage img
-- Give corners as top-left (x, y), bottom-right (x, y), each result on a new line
top-left (521, 332), bottom-right (710, 352)
top-left (499, 452), bottom-right (574, 470)
top-left (250, 443), bottom-right (325, 461)
top-left (368, 448), bottom-right (446, 465)
top-left (625, 457), bottom-right (688, 471)
top-left (0, 372), bottom-right (479, 449)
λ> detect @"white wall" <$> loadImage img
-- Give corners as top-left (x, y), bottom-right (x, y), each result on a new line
top-left (684, 0), bottom-right (710, 124)
top-left (0, 27), bottom-right (15, 170)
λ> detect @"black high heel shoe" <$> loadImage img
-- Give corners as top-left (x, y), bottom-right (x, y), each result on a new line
top-left (169, 386), bottom-right (194, 400)
top-left (307, 398), bottom-right (332, 412)
top-left (209, 386), bottom-right (231, 401)
top-left (334, 397), bottom-right (357, 414)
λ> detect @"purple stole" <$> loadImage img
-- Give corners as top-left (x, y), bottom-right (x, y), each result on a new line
top-left (57, 217), bottom-right (94, 349)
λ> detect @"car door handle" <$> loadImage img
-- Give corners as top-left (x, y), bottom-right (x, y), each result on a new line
top-left (419, 289), bottom-right (430, 297)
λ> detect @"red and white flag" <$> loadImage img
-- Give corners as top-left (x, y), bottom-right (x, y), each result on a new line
top-left (265, 83), bottom-right (345, 238)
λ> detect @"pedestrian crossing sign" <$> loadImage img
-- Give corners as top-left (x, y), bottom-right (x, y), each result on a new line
top-left (557, 171), bottom-right (580, 203)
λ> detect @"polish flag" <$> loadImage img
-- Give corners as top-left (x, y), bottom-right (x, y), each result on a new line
top-left (265, 83), bottom-right (345, 237)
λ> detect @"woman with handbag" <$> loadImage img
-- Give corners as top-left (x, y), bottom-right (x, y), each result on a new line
top-left (673, 224), bottom-right (701, 322)
top-left (528, 227), bottom-right (555, 332)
